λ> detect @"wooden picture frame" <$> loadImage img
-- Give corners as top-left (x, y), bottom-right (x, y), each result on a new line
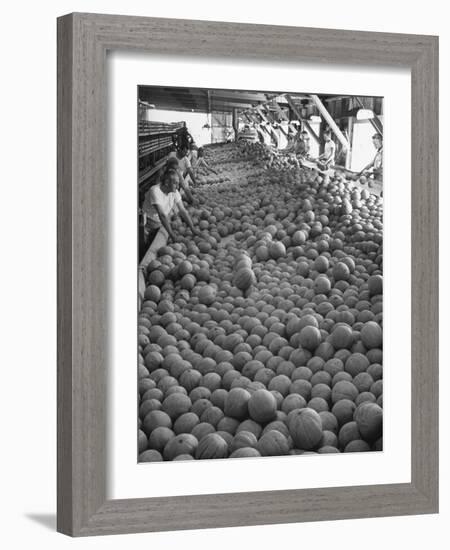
top-left (57, 13), bottom-right (439, 536)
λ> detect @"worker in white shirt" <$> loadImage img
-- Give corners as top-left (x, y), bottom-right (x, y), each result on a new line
top-left (358, 133), bottom-right (383, 181)
top-left (177, 145), bottom-right (197, 188)
top-left (142, 168), bottom-right (198, 244)
top-left (164, 157), bottom-right (194, 204)
top-left (189, 143), bottom-right (198, 166)
top-left (317, 130), bottom-right (336, 170)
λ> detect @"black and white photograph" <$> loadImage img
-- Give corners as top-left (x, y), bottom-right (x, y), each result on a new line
top-left (137, 86), bottom-right (383, 462)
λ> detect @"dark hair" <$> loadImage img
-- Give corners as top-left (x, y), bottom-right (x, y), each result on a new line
top-left (166, 157), bottom-right (179, 169)
top-left (324, 129), bottom-right (331, 136)
top-left (372, 133), bottom-right (382, 141)
top-left (162, 168), bottom-right (178, 184)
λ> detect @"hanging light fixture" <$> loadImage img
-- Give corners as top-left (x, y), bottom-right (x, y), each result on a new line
top-left (202, 111), bottom-right (211, 129)
top-left (356, 108), bottom-right (375, 120)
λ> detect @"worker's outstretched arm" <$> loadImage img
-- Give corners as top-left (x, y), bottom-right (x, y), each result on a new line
top-left (177, 203), bottom-right (198, 234)
top-left (358, 159), bottom-right (374, 176)
top-left (154, 204), bottom-right (175, 241)
top-left (186, 167), bottom-right (197, 186)
top-left (178, 178), bottom-right (194, 204)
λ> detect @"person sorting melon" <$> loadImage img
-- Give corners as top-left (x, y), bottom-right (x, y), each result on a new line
top-left (142, 168), bottom-right (199, 244)
top-left (175, 122), bottom-right (194, 151)
top-left (294, 130), bottom-right (312, 159)
top-left (193, 147), bottom-right (218, 175)
top-left (317, 130), bottom-right (336, 170)
top-left (188, 142), bottom-right (198, 165)
top-left (177, 145), bottom-right (198, 189)
top-left (358, 132), bottom-right (383, 181)
top-left (150, 157), bottom-right (194, 204)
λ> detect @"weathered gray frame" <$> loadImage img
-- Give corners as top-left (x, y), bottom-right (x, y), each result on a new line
top-left (57, 13), bottom-right (439, 537)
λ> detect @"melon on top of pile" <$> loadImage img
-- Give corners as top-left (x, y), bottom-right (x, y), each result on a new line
top-left (138, 142), bottom-right (383, 461)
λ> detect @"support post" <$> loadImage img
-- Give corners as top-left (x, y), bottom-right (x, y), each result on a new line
top-left (310, 94), bottom-right (350, 151)
top-left (346, 116), bottom-right (353, 169)
top-left (285, 94), bottom-right (320, 144)
top-left (232, 108), bottom-right (239, 142)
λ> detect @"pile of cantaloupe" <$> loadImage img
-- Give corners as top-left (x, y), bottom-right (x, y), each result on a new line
top-left (138, 144), bottom-right (383, 461)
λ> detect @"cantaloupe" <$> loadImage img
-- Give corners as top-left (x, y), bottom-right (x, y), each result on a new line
top-left (298, 326), bottom-right (322, 351)
top-left (164, 433), bottom-right (198, 460)
top-left (338, 421), bottom-right (361, 449)
top-left (229, 447), bottom-right (262, 458)
top-left (330, 325), bottom-right (354, 349)
top-left (139, 449), bottom-right (163, 462)
top-left (332, 262), bottom-right (350, 281)
top-left (236, 419), bottom-right (263, 439)
top-left (143, 410), bottom-right (172, 434)
top-left (248, 389), bottom-right (277, 423)
top-left (148, 426), bottom-right (175, 452)
top-left (144, 285), bottom-right (161, 302)
top-left (216, 416), bottom-right (240, 435)
top-left (354, 402), bottom-right (383, 441)
top-left (195, 433), bottom-right (229, 459)
top-left (139, 398), bottom-right (161, 419)
top-left (368, 274), bottom-right (383, 296)
top-left (191, 422), bottom-right (215, 441)
top-left (320, 430), bottom-right (338, 448)
top-left (230, 430), bottom-right (258, 453)
top-left (281, 393), bottom-right (307, 415)
top-left (269, 241), bottom-right (286, 259)
top-left (360, 321), bottom-right (382, 349)
top-left (198, 285), bottom-right (216, 305)
top-left (257, 430), bottom-right (290, 456)
top-left (215, 430), bottom-right (234, 450)
top-left (173, 412), bottom-right (200, 434)
top-left (319, 411), bottom-right (339, 434)
top-left (345, 353), bottom-right (370, 377)
top-left (224, 387), bottom-right (251, 419)
top-left (161, 393), bottom-right (192, 420)
top-left (344, 439), bottom-right (371, 452)
top-left (288, 408), bottom-right (323, 450)
top-left (314, 275), bottom-right (331, 294)
top-left (138, 429), bottom-right (148, 453)
top-left (234, 267), bottom-right (256, 290)
top-left (200, 406), bottom-right (224, 428)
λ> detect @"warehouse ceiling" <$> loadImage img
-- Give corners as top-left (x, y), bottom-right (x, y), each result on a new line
top-left (138, 86), bottom-right (298, 113)
top-left (138, 86), bottom-right (383, 118)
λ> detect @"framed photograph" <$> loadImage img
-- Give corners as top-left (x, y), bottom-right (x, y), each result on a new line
top-left (57, 13), bottom-right (438, 536)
